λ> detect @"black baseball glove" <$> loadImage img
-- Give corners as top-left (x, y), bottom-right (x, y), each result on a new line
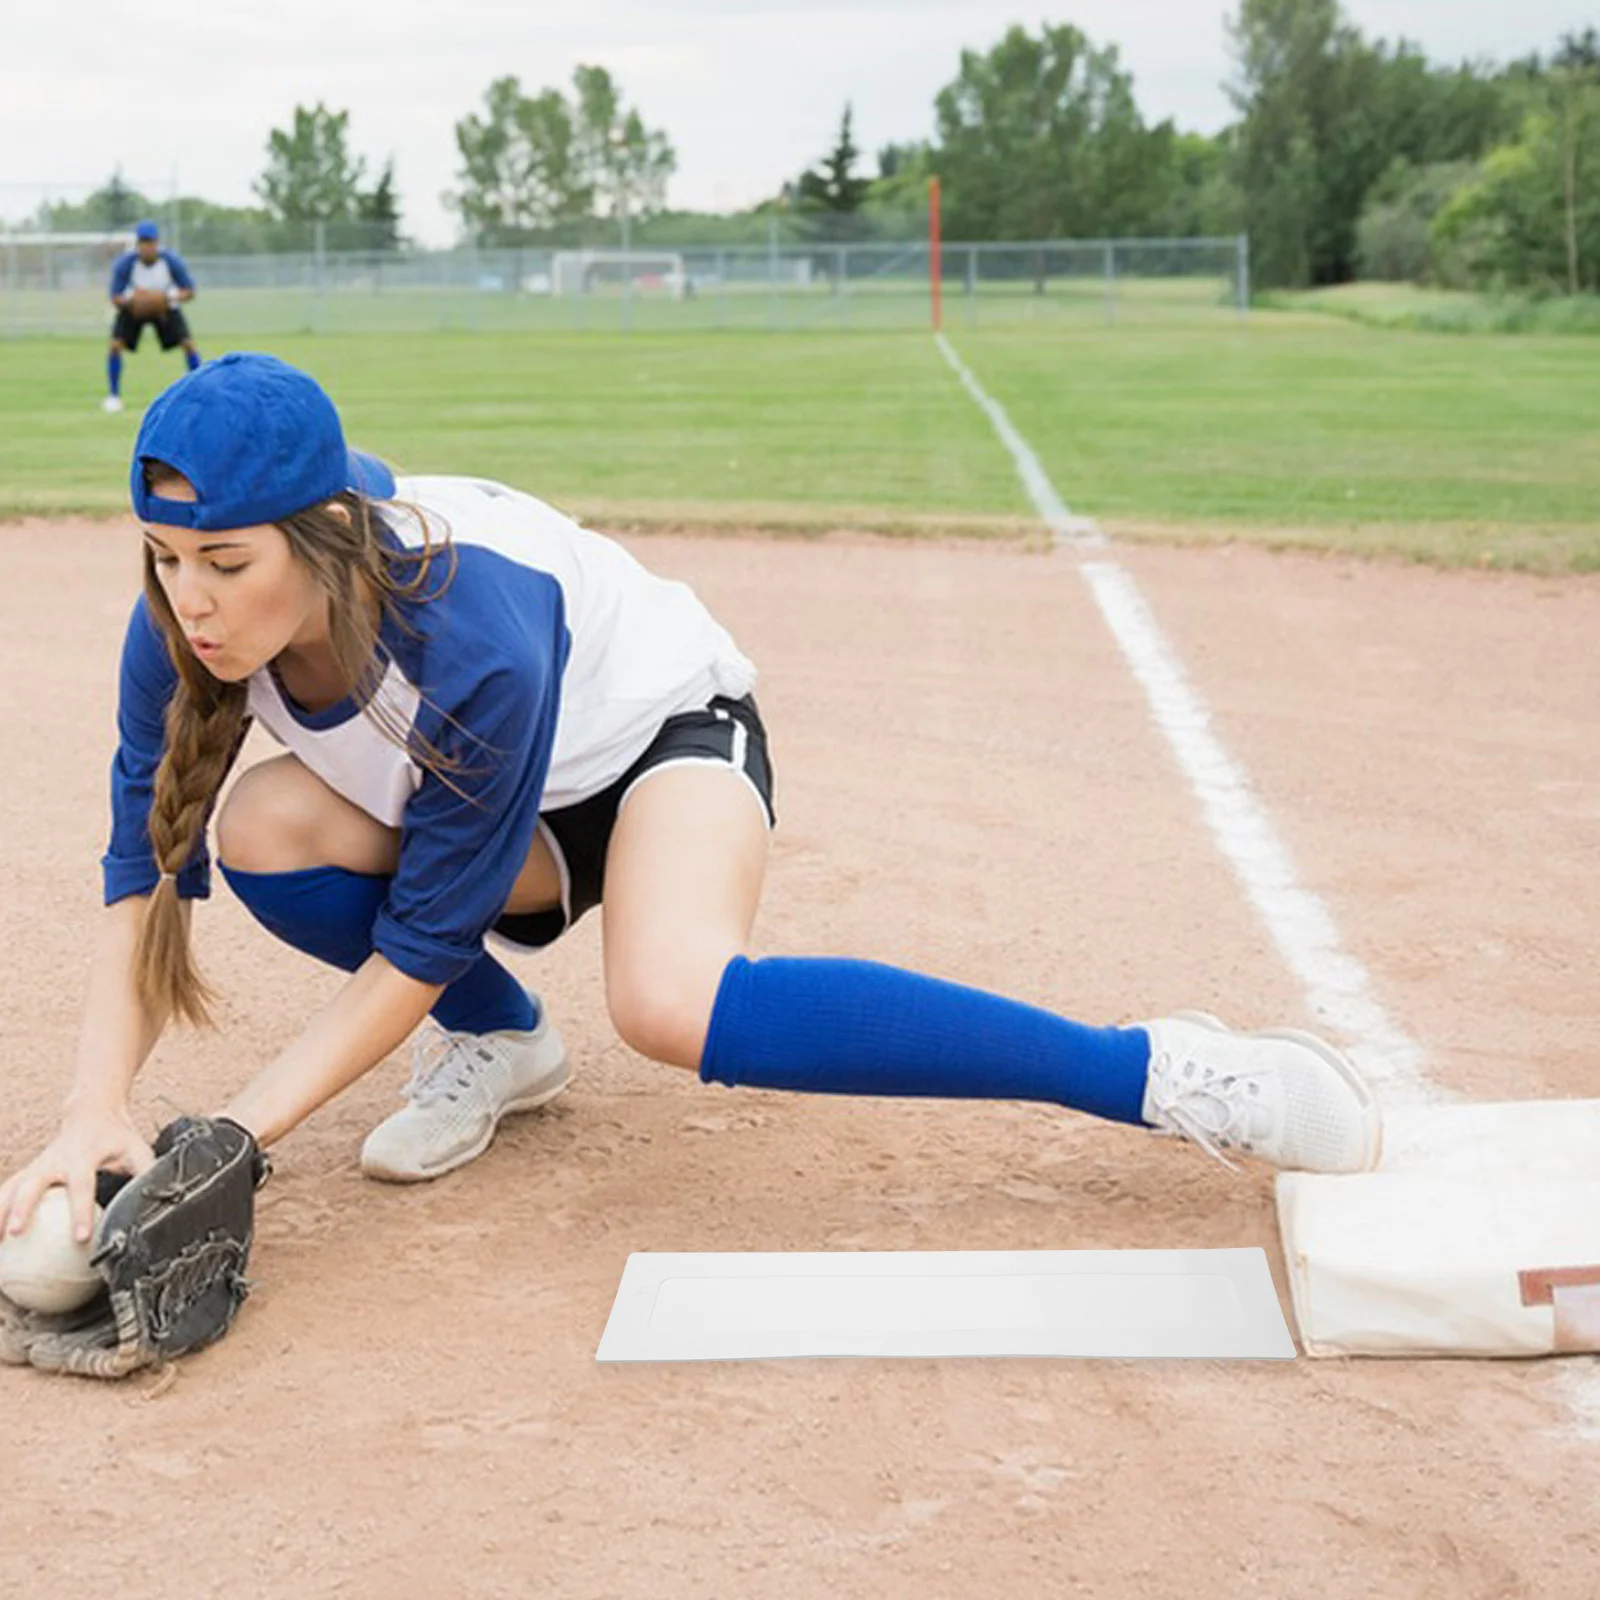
top-left (0, 1116), bottom-right (269, 1379)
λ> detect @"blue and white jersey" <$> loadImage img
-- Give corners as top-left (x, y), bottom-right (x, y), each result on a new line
top-left (109, 249), bottom-right (195, 301)
top-left (104, 476), bottom-right (757, 983)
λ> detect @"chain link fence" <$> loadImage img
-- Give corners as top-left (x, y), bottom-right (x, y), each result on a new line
top-left (1, 223), bottom-right (1248, 338)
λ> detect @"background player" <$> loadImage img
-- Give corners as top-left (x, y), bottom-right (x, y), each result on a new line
top-left (0, 353), bottom-right (1381, 1247)
top-left (103, 220), bottom-right (200, 414)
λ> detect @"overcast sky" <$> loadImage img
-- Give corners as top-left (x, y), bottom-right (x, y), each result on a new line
top-left (5, 1), bottom-right (1593, 245)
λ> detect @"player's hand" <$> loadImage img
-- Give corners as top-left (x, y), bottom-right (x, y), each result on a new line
top-left (0, 1108), bottom-right (155, 1244)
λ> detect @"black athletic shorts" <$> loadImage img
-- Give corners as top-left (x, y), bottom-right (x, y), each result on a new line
top-left (113, 305), bottom-right (191, 351)
top-left (491, 694), bottom-right (775, 951)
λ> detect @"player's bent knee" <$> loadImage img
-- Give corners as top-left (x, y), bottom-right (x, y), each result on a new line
top-left (215, 758), bottom-right (340, 872)
top-left (606, 974), bottom-right (718, 1073)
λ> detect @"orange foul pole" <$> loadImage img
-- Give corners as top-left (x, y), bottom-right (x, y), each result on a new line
top-left (929, 176), bottom-right (943, 333)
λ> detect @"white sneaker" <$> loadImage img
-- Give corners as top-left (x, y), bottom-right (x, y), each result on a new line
top-left (101, 395), bottom-right (124, 414)
top-left (360, 1002), bottom-right (570, 1182)
top-left (1140, 1011), bottom-right (1381, 1174)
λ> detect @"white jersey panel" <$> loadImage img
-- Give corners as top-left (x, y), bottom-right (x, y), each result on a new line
top-left (385, 477), bottom-right (758, 809)
top-left (247, 657), bottom-right (423, 827)
top-left (129, 258), bottom-right (178, 295)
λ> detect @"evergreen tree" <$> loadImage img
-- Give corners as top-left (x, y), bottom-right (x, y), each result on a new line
top-left (357, 159), bottom-right (404, 251)
top-left (797, 105), bottom-right (871, 214)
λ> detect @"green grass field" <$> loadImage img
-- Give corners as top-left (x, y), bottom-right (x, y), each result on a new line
top-left (2, 308), bottom-right (1596, 571)
top-left (957, 315), bottom-right (1600, 568)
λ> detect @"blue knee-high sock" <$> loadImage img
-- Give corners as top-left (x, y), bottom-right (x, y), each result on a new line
top-left (185, 347), bottom-right (201, 371)
top-left (700, 956), bottom-right (1151, 1127)
top-left (108, 351), bottom-right (122, 396)
top-left (219, 863), bottom-right (537, 1036)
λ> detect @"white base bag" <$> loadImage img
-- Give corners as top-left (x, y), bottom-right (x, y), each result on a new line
top-left (1277, 1099), bottom-right (1600, 1357)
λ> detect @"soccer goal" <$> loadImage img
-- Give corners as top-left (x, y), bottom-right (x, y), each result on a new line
top-left (550, 250), bottom-right (688, 299)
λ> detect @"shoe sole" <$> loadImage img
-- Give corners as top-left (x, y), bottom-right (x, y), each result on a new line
top-left (1168, 1010), bottom-right (1383, 1173)
top-left (361, 1059), bottom-right (572, 1184)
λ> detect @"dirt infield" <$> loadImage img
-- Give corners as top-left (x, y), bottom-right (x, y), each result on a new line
top-left (2, 520), bottom-right (1597, 1598)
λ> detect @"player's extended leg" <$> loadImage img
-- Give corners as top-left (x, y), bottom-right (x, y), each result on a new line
top-left (600, 763), bottom-right (770, 1071)
top-left (180, 337), bottom-right (201, 372)
top-left (602, 762), bottom-right (1148, 1116)
top-left (214, 756), bottom-right (570, 1177)
top-left (103, 339), bottom-right (126, 414)
top-left (603, 766), bottom-right (1381, 1175)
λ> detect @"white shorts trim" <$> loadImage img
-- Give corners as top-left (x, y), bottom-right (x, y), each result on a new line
top-left (616, 755), bottom-right (774, 830)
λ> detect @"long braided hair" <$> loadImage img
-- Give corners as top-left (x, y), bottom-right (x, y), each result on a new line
top-left (134, 464), bottom-right (455, 1026)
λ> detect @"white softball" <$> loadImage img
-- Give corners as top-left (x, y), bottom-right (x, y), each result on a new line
top-left (0, 1188), bottom-right (103, 1314)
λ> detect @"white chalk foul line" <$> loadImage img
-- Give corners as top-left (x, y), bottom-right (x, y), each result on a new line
top-left (1079, 563), bottom-right (1433, 1099)
top-left (934, 333), bottom-right (1103, 547)
top-left (933, 330), bottom-right (1430, 1102)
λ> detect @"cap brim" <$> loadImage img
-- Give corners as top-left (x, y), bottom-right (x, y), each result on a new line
top-left (348, 448), bottom-right (396, 501)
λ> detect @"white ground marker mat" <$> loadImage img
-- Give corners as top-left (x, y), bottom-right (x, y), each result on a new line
top-left (596, 1249), bottom-right (1294, 1362)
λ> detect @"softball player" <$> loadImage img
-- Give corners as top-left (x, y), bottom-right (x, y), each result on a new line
top-left (0, 353), bottom-right (1380, 1243)
top-left (103, 221), bottom-right (200, 414)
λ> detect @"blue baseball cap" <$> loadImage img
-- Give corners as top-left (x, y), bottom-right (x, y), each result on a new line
top-left (134, 219), bottom-right (159, 241)
top-left (131, 352), bottom-right (397, 531)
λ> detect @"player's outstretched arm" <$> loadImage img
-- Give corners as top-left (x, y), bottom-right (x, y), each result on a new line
top-left (219, 952), bottom-right (443, 1149)
top-left (0, 895), bottom-right (179, 1243)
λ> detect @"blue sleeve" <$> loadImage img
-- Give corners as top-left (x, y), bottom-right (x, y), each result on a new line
top-left (102, 597), bottom-right (213, 904)
top-left (109, 253), bottom-right (134, 298)
top-left (164, 251), bottom-right (194, 291)
top-left (372, 570), bottom-right (568, 985)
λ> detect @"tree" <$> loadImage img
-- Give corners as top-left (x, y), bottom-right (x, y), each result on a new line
top-left (449, 68), bottom-right (674, 246)
top-left (452, 77), bottom-right (586, 244)
top-left (933, 23), bottom-right (1176, 253)
top-left (1225, 0), bottom-right (1368, 287)
top-left (866, 141), bottom-right (936, 216)
top-left (791, 103), bottom-right (873, 253)
top-left (32, 171), bottom-right (157, 233)
top-left (1554, 27), bottom-right (1600, 72)
top-left (1354, 158), bottom-right (1477, 281)
top-left (1434, 74), bottom-right (1600, 293)
top-left (572, 64), bottom-right (675, 236)
top-left (357, 159), bottom-right (404, 251)
top-left (1225, 0), bottom-right (1530, 288)
top-left (1146, 131), bottom-right (1244, 237)
top-left (876, 142), bottom-right (922, 181)
top-left (1552, 33), bottom-right (1600, 292)
top-left (256, 104), bottom-right (368, 234)
top-left (87, 170), bottom-right (147, 229)
top-left (797, 104), bottom-right (871, 214)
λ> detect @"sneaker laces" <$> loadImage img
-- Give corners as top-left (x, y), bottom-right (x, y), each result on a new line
top-left (1146, 1050), bottom-right (1272, 1173)
top-left (403, 1029), bottom-right (504, 1109)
